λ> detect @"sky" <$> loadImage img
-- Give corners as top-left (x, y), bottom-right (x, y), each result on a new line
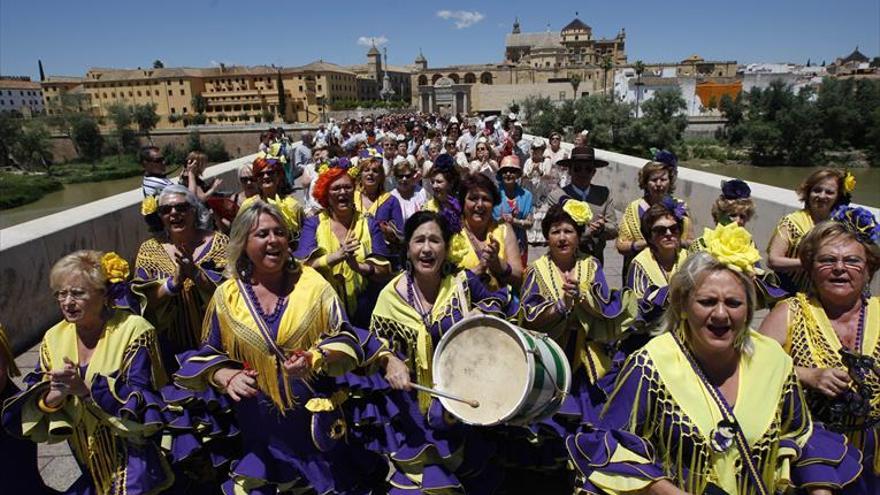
top-left (1, 0), bottom-right (878, 79)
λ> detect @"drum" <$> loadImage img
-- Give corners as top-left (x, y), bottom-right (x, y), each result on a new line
top-left (432, 314), bottom-right (571, 426)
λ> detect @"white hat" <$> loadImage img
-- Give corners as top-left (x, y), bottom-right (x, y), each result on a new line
top-left (449, 116), bottom-right (459, 124)
top-left (484, 115), bottom-right (497, 123)
top-left (531, 137), bottom-right (546, 148)
top-left (508, 112), bottom-right (518, 121)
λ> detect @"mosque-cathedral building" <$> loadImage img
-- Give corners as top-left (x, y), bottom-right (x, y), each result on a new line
top-left (411, 17), bottom-right (630, 115)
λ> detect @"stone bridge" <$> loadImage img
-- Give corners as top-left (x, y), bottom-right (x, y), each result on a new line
top-left (1, 139), bottom-right (877, 490)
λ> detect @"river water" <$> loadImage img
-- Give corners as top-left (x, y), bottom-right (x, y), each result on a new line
top-left (1, 163), bottom-right (877, 230)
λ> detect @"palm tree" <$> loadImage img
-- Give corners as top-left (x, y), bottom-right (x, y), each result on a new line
top-left (634, 60), bottom-right (646, 117)
top-left (601, 55), bottom-right (614, 101)
top-left (569, 73), bottom-right (582, 100)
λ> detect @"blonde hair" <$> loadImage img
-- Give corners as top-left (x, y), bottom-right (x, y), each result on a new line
top-left (711, 197), bottom-right (756, 224)
top-left (799, 220), bottom-right (880, 286)
top-left (658, 251), bottom-right (757, 355)
top-left (638, 161), bottom-right (676, 194)
top-left (225, 199), bottom-right (300, 279)
top-left (49, 250), bottom-right (108, 293)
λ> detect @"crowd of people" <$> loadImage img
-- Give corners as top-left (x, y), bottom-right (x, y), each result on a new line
top-left (1, 111), bottom-right (878, 495)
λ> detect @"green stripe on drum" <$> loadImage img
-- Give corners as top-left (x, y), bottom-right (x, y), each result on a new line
top-left (530, 337), bottom-right (571, 422)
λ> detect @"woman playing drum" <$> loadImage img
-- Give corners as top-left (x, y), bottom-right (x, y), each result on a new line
top-left (354, 211), bottom-right (515, 494)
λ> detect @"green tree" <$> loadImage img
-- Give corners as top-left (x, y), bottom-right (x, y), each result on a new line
top-left (191, 95), bottom-right (208, 114)
top-left (71, 116), bottom-right (104, 169)
top-left (11, 120), bottom-right (53, 172)
top-left (717, 92), bottom-right (746, 144)
top-left (601, 55), bottom-right (614, 101)
top-left (132, 103), bottom-right (160, 140)
top-left (106, 103), bottom-right (137, 156)
top-left (276, 72), bottom-right (287, 121)
top-left (633, 60), bottom-right (646, 117)
top-left (569, 73), bottom-right (582, 100)
top-left (0, 112), bottom-right (23, 168)
top-left (153, 60), bottom-right (165, 69)
top-left (45, 92), bottom-right (91, 156)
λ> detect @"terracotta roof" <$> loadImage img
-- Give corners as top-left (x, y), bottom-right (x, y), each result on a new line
top-left (505, 32), bottom-right (561, 47)
top-left (561, 18), bottom-right (591, 32)
top-left (298, 61), bottom-right (358, 75)
top-left (0, 79), bottom-right (42, 90)
top-left (533, 33), bottom-right (564, 51)
top-left (43, 76), bottom-right (84, 83)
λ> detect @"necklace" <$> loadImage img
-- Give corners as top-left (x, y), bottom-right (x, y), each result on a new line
top-left (406, 272), bottom-right (434, 329)
top-left (850, 298), bottom-right (867, 354)
top-left (243, 276), bottom-right (288, 326)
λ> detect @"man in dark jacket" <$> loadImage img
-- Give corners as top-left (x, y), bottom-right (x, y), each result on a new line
top-left (548, 146), bottom-right (619, 265)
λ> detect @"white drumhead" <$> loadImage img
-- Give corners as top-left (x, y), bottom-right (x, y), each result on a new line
top-left (433, 317), bottom-right (529, 425)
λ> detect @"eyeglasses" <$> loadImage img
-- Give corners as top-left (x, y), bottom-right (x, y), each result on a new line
top-left (651, 224), bottom-right (681, 236)
top-left (158, 202), bottom-right (193, 215)
top-left (54, 288), bottom-right (90, 302)
top-left (816, 256), bottom-right (866, 269)
top-left (240, 176), bottom-right (255, 185)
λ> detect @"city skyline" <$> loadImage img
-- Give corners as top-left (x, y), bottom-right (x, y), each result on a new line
top-left (1, 0), bottom-right (878, 79)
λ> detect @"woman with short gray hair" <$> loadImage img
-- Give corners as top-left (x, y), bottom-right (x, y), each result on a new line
top-left (568, 224), bottom-right (862, 495)
top-left (133, 184), bottom-right (228, 369)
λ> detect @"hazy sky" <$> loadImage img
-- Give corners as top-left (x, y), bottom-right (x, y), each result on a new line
top-left (1, 0), bottom-right (878, 79)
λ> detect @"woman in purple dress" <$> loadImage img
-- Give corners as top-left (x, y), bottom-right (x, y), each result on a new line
top-left (173, 198), bottom-right (387, 494)
top-left (3, 250), bottom-right (172, 495)
top-left (567, 225), bottom-right (862, 495)
top-left (513, 201), bottom-right (632, 477)
top-left (348, 211), bottom-right (515, 494)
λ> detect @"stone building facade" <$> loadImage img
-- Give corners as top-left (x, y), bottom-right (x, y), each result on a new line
top-left (0, 77), bottom-right (44, 116)
top-left (411, 17), bottom-right (627, 115)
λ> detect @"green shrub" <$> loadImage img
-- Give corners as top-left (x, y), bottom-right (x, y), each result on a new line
top-left (0, 173), bottom-right (63, 209)
top-left (203, 138), bottom-right (230, 162)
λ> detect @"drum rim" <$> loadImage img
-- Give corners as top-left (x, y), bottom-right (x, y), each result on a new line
top-left (432, 314), bottom-right (536, 426)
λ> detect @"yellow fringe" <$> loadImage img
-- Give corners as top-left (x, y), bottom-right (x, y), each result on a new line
top-left (73, 422), bottom-right (119, 495)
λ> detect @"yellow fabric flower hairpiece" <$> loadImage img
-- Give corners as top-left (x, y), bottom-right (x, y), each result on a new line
top-left (141, 196), bottom-right (158, 216)
top-left (240, 195), bottom-right (301, 233)
top-left (562, 200), bottom-right (593, 226)
top-left (702, 222), bottom-right (762, 275)
top-left (101, 252), bottom-right (130, 284)
top-left (844, 171), bottom-right (856, 194)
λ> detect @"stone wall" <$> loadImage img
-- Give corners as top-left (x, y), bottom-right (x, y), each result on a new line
top-left (0, 154), bottom-right (257, 354)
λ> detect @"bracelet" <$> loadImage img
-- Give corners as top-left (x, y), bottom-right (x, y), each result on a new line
top-left (224, 370), bottom-right (244, 390)
top-left (38, 393), bottom-right (65, 413)
top-left (165, 277), bottom-right (182, 295)
top-left (308, 347), bottom-right (328, 372)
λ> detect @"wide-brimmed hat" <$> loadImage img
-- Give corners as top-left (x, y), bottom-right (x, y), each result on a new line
top-left (557, 146), bottom-right (609, 168)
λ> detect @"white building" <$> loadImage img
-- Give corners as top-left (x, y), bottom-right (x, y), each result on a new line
top-left (0, 77), bottom-right (44, 116)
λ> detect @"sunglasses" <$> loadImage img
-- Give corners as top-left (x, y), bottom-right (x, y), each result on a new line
top-left (257, 170), bottom-right (278, 180)
top-left (240, 176), bottom-right (256, 185)
top-left (651, 224), bottom-right (681, 236)
top-left (158, 203), bottom-right (193, 215)
top-left (395, 172), bottom-right (414, 180)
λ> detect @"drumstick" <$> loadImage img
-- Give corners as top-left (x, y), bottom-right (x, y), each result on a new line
top-left (410, 383), bottom-right (480, 408)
